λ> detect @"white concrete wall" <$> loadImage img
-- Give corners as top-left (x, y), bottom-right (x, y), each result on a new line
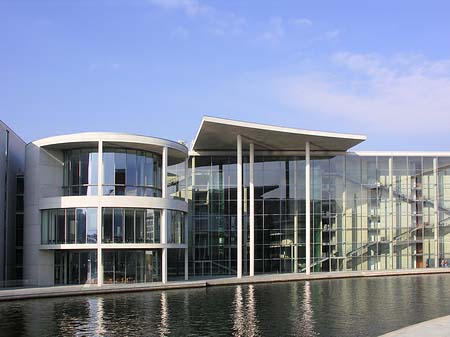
top-left (23, 143), bottom-right (60, 286)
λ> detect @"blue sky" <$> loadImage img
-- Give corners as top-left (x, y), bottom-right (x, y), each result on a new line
top-left (2, 0), bottom-right (450, 150)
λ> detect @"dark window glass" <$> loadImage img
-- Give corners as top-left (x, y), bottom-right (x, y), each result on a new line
top-left (57, 209), bottom-right (65, 243)
top-left (135, 209), bottom-right (145, 243)
top-left (114, 208), bottom-right (124, 243)
top-left (67, 209), bottom-right (76, 243)
top-left (76, 208), bottom-right (87, 243)
top-left (125, 209), bottom-right (135, 243)
top-left (103, 208), bottom-right (113, 243)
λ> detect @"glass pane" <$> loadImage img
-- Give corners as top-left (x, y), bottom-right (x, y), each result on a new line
top-left (87, 208), bottom-right (97, 243)
top-left (115, 151), bottom-right (126, 195)
top-left (114, 208), bottom-right (124, 243)
top-left (57, 209), bottom-right (65, 243)
top-left (76, 208), bottom-right (87, 244)
top-left (135, 210), bottom-right (144, 243)
top-left (126, 150), bottom-right (137, 196)
top-left (67, 209), bottom-right (76, 243)
top-left (102, 208), bottom-right (113, 243)
top-left (103, 152), bottom-right (115, 195)
top-left (125, 209), bottom-right (135, 243)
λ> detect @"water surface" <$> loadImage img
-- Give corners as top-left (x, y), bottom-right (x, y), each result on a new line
top-left (1, 274), bottom-right (450, 336)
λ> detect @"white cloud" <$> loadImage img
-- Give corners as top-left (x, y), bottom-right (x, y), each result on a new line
top-left (274, 52), bottom-right (450, 136)
top-left (148, 0), bottom-right (211, 17)
top-left (148, 0), bottom-right (245, 35)
top-left (325, 29), bottom-right (340, 40)
top-left (291, 18), bottom-right (312, 27)
top-left (259, 16), bottom-right (284, 45)
top-left (171, 26), bottom-right (189, 38)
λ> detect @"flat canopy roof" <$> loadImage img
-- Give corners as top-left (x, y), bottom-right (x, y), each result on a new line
top-left (192, 116), bottom-right (366, 152)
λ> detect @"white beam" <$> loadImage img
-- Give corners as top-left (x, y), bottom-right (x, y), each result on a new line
top-left (249, 143), bottom-right (255, 277)
top-left (305, 141), bottom-right (311, 275)
top-left (237, 135), bottom-right (243, 278)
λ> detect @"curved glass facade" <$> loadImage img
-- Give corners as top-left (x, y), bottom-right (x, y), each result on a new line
top-left (41, 208), bottom-right (97, 244)
top-left (102, 208), bottom-right (161, 243)
top-left (63, 149), bottom-right (98, 196)
top-left (103, 148), bottom-right (162, 197)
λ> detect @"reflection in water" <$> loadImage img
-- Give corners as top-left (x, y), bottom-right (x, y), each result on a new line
top-left (232, 285), bottom-right (245, 336)
top-left (246, 285), bottom-right (260, 337)
top-left (232, 285), bottom-right (260, 337)
top-left (94, 297), bottom-right (105, 336)
top-left (159, 292), bottom-right (170, 337)
top-left (302, 281), bottom-right (315, 336)
top-left (4, 275), bottom-right (450, 337)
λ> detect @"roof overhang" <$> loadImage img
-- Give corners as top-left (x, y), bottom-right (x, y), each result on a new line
top-left (192, 116), bottom-right (366, 152)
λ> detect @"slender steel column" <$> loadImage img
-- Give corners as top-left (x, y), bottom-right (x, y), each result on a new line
top-left (162, 146), bottom-right (168, 284)
top-left (389, 156), bottom-right (394, 270)
top-left (97, 140), bottom-right (103, 286)
top-left (185, 158), bottom-right (189, 281)
top-left (305, 141), bottom-right (311, 275)
top-left (434, 157), bottom-right (439, 268)
top-left (237, 135), bottom-right (243, 278)
top-left (294, 159), bottom-right (298, 273)
top-left (249, 143), bottom-right (255, 276)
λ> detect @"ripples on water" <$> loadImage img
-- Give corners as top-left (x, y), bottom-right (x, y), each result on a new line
top-left (2, 274), bottom-right (450, 337)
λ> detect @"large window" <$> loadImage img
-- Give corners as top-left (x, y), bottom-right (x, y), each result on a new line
top-left (103, 148), bottom-right (162, 197)
top-left (103, 250), bottom-right (161, 284)
top-left (63, 149), bottom-right (98, 196)
top-left (167, 210), bottom-right (185, 244)
top-left (102, 208), bottom-right (161, 243)
top-left (54, 250), bottom-right (97, 285)
top-left (41, 208), bottom-right (97, 244)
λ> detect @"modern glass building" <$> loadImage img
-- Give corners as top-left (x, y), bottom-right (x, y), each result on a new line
top-left (18, 116), bottom-right (450, 286)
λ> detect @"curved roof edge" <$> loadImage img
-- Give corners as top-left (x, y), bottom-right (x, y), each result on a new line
top-left (32, 132), bottom-right (188, 154)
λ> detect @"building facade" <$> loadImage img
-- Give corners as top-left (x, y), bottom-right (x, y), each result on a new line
top-left (23, 133), bottom-right (188, 286)
top-left (7, 116), bottom-right (450, 286)
top-left (0, 121), bottom-right (25, 286)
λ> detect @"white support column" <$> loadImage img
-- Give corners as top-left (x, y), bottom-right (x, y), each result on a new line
top-left (237, 135), bottom-right (243, 278)
top-left (97, 140), bottom-right (104, 286)
top-left (389, 156), bottom-right (394, 270)
top-left (249, 143), bottom-right (255, 277)
top-left (305, 141), bottom-right (311, 275)
top-left (162, 146), bottom-right (168, 284)
top-left (184, 158), bottom-right (189, 281)
top-left (434, 157), bottom-right (439, 268)
top-left (294, 159), bottom-right (298, 273)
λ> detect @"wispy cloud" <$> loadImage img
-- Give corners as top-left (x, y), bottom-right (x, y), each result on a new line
top-left (325, 29), bottom-right (340, 40)
top-left (291, 18), bottom-right (312, 27)
top-left (259, 16), bottom-right (284, 45)
top-left (171, 26), bottom-right (189, 38)
top-left (274, 52), bottom-right (450, 136)
top-left (148, 0), bottom-right (245, 35)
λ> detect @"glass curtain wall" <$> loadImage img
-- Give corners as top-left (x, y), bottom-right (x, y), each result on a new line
top-left (168, 161), bottom-right (186, 200)
top-left (63, 149), bottom-right (98, 196)
top-left (167, 210), bottom-right (185, 244)
top-left (189, 156), bottom-right (240, 277)
top-left (102, 250), bottom-right (161, 284)
top-left (41, 208), bottom-right (97, 244)
top-left (189, 153), bottom-right (448, 277)
top-left (102, 208), bottom-right (160, 244)
top-left (103, 148), bottom-right (162, 197)
top-left (54, 250), bottom-right (97, 285)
